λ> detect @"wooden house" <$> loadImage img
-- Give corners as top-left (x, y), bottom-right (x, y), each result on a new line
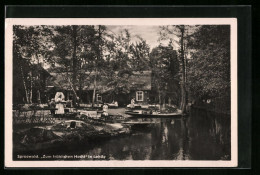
top-left (46, 71), bottom-right (152, 107)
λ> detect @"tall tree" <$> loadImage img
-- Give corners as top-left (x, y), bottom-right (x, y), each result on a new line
top-left (13, 25), bottom-right (53, 104)
top-left (159, 25), bottom-right (194, 113)
top-left (150, 45), bottom-right (179, 110)
top-left (178, 25), bottom-right (187, 113)
top-left (52, 25), bottom-right (101, 105)
top-left (72, 26), bottom-right (78, 105)
top-left (186, 25), bottom-right (230, 103)
top-left (105, 30), bottom-right (152, 99)
top-left (91, 25), bottom-right (107, 106)
top-left (52, 25), bottom-right (79, 104)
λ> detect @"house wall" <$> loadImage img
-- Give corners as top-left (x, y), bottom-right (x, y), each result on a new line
top-left (46, 89), bottom-right (152, 107)
top-left (129, 90), bottom-right (150, 104)
top-left (100, 90), bottom-right (151, 107)
top-left (77, 90), bottom-right (102, 104)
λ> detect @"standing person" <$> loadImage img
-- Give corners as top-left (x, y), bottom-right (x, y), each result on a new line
top-left (131, 97), bottom-right (135, 109)
top-left (114, 101), bottom-right (118, 107)
top-left (102, 104), bottom-right (109, 117)
top-left (49, 98), bottom-right (56, 116)
top-left (55, 92), bottom-right (65, 115)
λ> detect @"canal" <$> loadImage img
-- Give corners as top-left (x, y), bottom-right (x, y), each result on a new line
top-left (84, 109), bottom-right (231, 160)
top-left (13, 108), bottom-right (231, 160)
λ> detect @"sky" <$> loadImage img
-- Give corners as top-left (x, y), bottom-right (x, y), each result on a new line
top-left (106, 25), bottom-right (169, 50)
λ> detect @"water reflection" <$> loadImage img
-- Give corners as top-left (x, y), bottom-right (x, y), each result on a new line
top-left (86, 109), bottom-right (230, 160)
top-left (13, 108), bottom-right (231, 160)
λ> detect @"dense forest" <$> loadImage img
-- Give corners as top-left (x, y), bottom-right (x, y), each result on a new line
top-left (13, 25), bottom-right (230, 113)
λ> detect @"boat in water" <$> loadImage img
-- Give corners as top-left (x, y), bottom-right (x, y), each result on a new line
top-left (125, 109), bottom-right (184, 118)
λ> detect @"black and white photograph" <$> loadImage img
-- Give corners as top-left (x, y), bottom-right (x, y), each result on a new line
top-left (5, 18), bottom-right (237, 167)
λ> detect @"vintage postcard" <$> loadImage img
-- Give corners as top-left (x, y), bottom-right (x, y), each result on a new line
top-left (5, 18), bottom-right (237, 167)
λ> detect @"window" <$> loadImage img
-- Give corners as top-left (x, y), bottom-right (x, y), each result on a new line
top-left (136, 91), bottom-right (144, 101)
top-left (96, 94), bottom-right (102, 102)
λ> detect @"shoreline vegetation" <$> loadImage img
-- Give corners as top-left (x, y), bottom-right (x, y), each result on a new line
top-left (13, 115), bottom-right (132, 153)
top-left (191, 105), bottom-right (230, 115)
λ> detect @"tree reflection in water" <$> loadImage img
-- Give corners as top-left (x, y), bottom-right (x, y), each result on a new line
top-left (14, 108), bottom-right (231, 160)
top-left (87, 109), bottom-right (230, 160)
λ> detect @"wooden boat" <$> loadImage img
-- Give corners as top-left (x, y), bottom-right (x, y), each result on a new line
top-left (125, 110), bottom-right (184, 118)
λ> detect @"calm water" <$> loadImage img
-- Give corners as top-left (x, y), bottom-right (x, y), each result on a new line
top-left (14, 108), bottom-right (231, 160)
top-left (85, 109), bottom-right (231, 160)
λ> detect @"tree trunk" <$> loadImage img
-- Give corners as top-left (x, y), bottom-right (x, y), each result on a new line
top-left (162, 95), bottom-right (166, 111)
top-left (180, 26), bottom-right (187, 113)
top-left (159, 94), bottom-right (162, 110)
top-left (158, 86), bottom-right (162, 111)
top-left (30, 71), bottom-right (33, 104)
top-left (79, 86), bottom-right (82, 103)
top-left (37, 90), bottom-right (41, 103)
top-left (184, 43), bottom-right (188, 83)
top-left (168, 97), bottom-right (172, 106)
top-left (79, 73), bottom-right (82, 103)
top-left (92, 69), bottom-right (97, 106)
top-left (92, 25), bottom-right (102, 107)
top-left (184, 43), bottom-right (189, 106)
top-left (20, 65), bottom-right (29, 103)
top-left (72, 25), bottom-right (78, 106)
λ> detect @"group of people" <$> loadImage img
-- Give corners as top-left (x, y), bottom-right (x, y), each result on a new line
top-left (49, 92), bottom-right (122, 116)
top-left (49, 92), bottom-right (139, 117)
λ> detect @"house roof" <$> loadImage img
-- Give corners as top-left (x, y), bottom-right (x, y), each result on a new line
top-left (128, 71), bottom-right (152, 91)
top-left (31, 64), bottom-right (51, 77)
top-left (46, 70), bottom-right (152, 92)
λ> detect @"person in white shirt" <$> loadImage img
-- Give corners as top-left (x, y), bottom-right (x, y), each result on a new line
top-left (55, 92), bottom-right (65, 114)
top-left (102, 104), bottom-right (109, 116)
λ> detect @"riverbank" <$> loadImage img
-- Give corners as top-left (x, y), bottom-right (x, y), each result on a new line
top-left (12, 107), bottom-right (231, 161)
top-left (191, 105), bottom-right (231, 115)
top-left (13, 108), bottom-right (132, 153)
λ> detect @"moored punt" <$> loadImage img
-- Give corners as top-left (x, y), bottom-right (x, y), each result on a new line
top-left (125, 110), bottom-right (184, 118)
